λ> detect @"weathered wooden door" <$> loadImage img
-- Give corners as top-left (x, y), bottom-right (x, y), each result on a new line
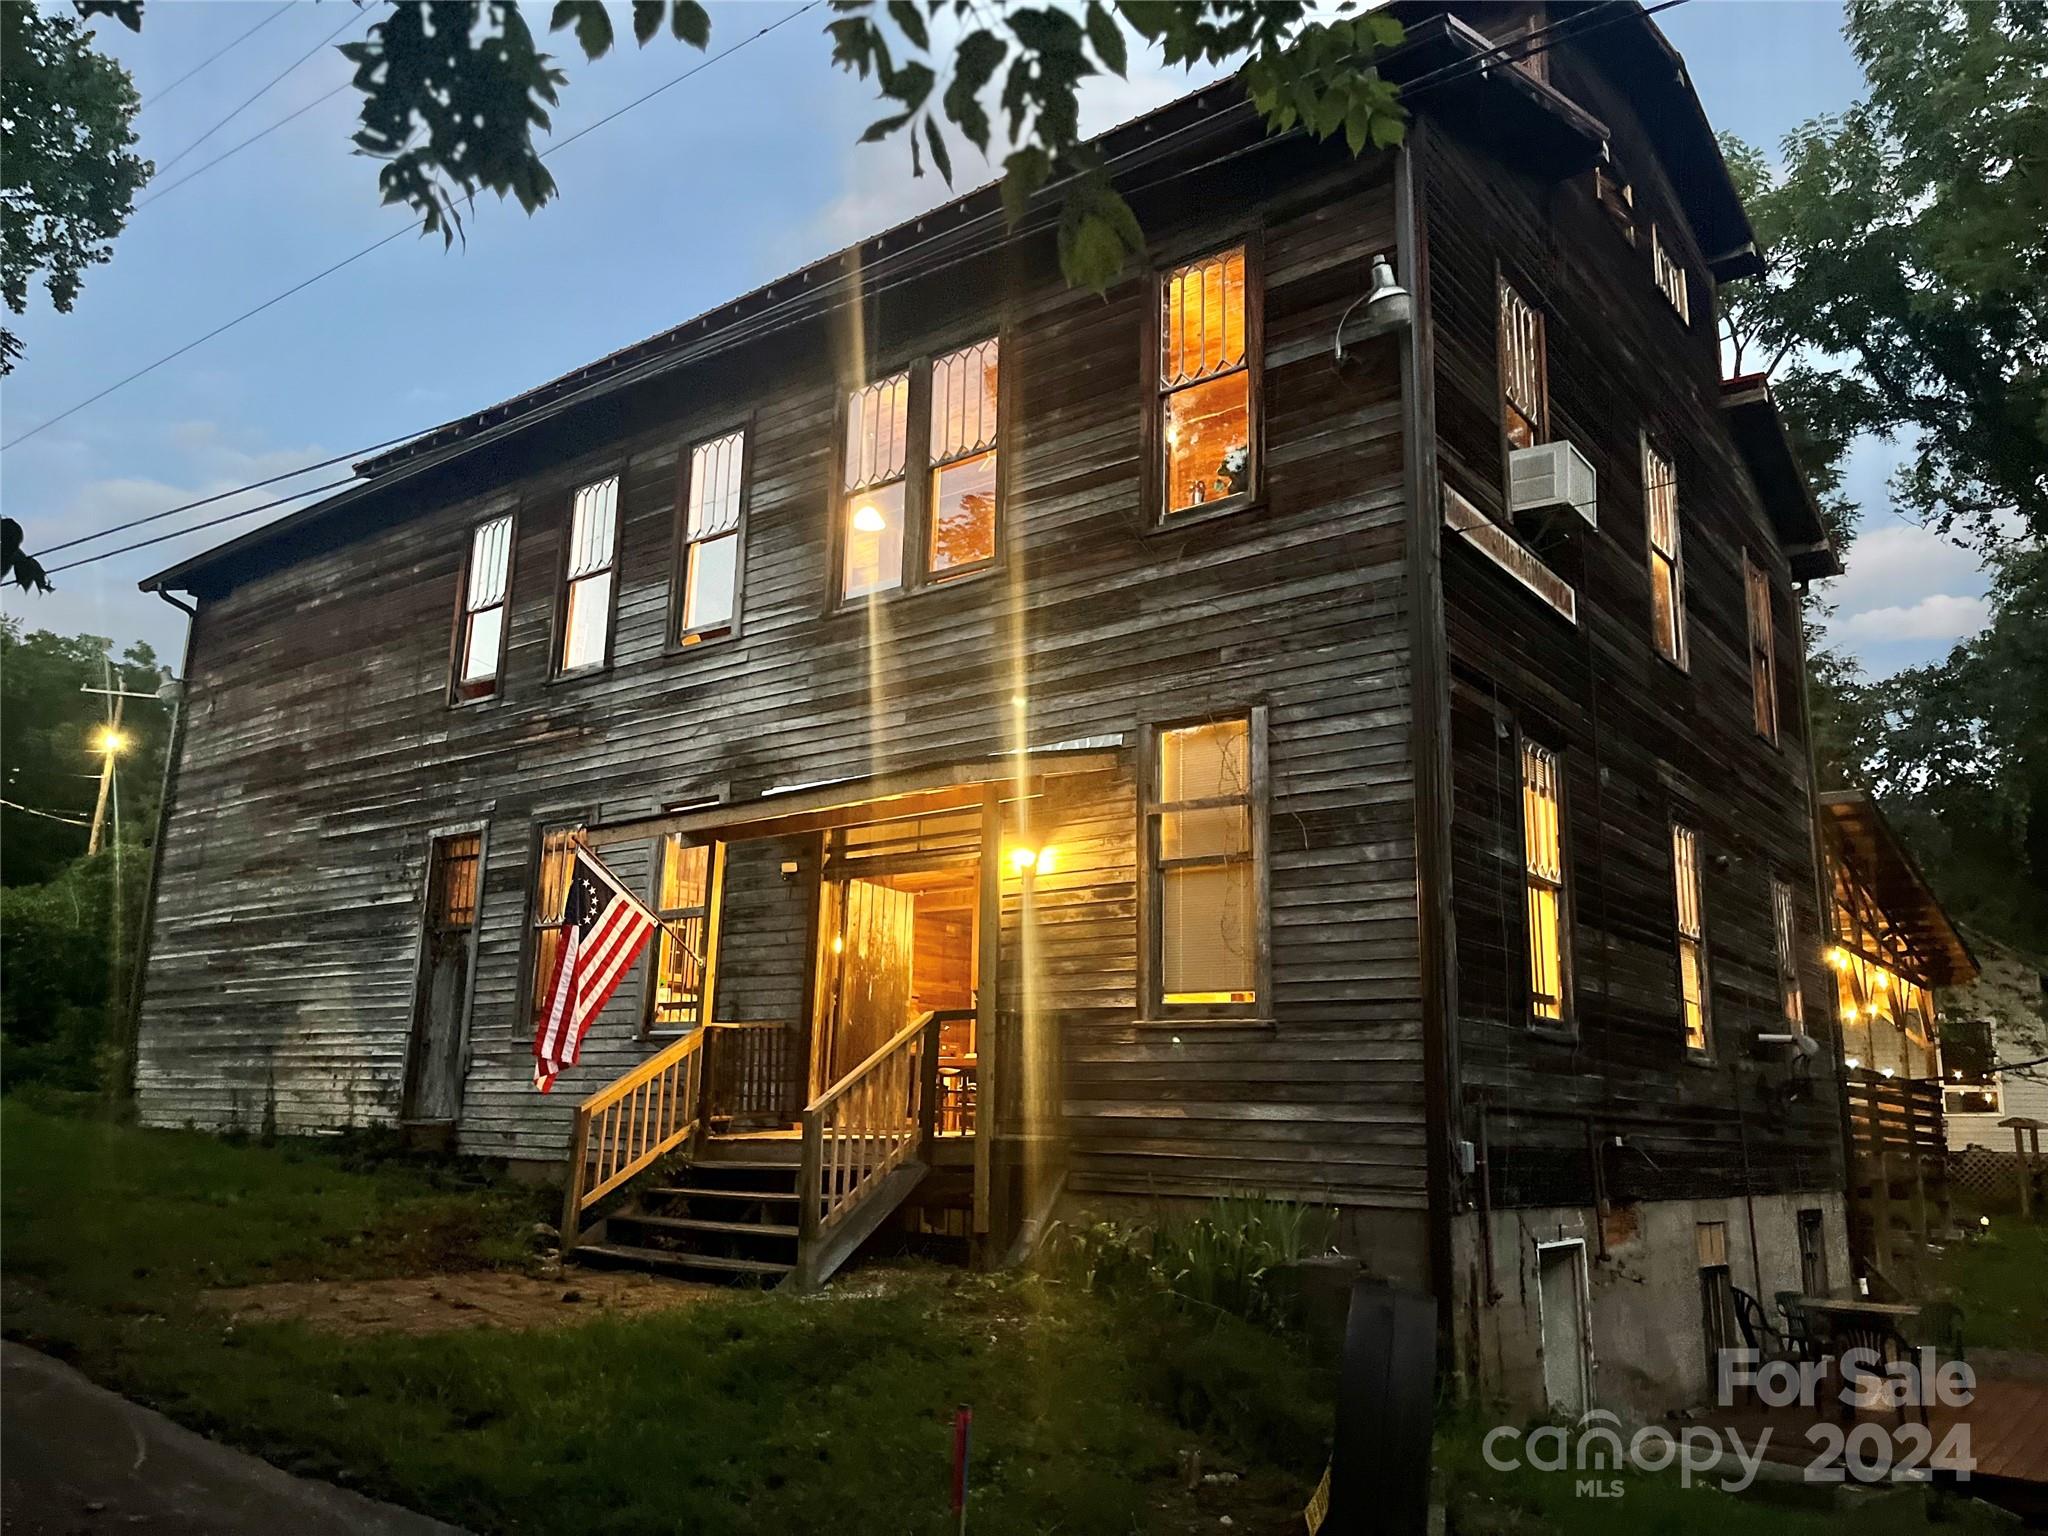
top-left (403, 834), bottom-right (480, 1123)
top-left (1537, 1241), bottom-right (1591, 1417)
top-left (813, 876), bottom-right (917, 1094)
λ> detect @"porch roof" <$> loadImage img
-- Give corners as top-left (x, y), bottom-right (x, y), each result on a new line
top-left (1820, 790), bottom-right (1978, 990)
top-left (586, 740), bottom-right (1123, 847)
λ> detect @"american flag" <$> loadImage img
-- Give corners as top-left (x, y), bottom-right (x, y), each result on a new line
top-left (533, 846), bottom-right (658, 1092)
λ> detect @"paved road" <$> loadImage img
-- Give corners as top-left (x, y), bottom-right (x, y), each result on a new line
top-left (1, 1344), bottom-right (466, 1536)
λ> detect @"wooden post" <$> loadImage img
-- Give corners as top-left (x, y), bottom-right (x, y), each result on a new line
top-left (1873, 1149), bottom-right (1894, 1272)
top-left (561, 1109), bottom-right (591, 1253)
top-left (919, 1011), bottom-right (941, 1153)
top-left (2016, 1124), bottom-right (2033, 1219)
top-left (797, 1106), bottom-right (824, 1288)
top-left (972, 793), bottom-right (1000, 1245)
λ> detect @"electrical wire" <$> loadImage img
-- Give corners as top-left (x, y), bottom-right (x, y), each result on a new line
top-left (0, 797), bottom-right (93, 829)
top-left (43, 477), bottom-right (360, 576)
top-left (141, 2), bottom-right (296, 112)
top-left (150, 3), bottom-right (377, 178)
top-left (28, 0), bottom-right (1680, 565)
top-left (3, 0), bottom-right (823, 455)
top-left (136, 79), bottom-right (355, 211)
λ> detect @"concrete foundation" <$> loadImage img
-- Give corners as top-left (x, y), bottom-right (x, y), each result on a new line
top-left (1453, 1190), bottom-right (1851, 1421)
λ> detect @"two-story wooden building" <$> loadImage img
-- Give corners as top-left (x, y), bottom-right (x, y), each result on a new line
top-left (132, 2), bottom-right (1841, 1415)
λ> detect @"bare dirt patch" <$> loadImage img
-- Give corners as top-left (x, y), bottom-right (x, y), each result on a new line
top-left (202, 1268), bottom-right (725, 1337)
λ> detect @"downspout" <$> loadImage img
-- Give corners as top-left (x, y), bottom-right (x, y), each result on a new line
top-left (1396, 127), bottom-right (1461, 1359)
top-left (117, 588), bottom-right (199, 1103)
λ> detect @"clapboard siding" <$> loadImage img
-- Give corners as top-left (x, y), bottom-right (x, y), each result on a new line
top-left (1421, 55), bottom-right (1842, 1216)
top-left (135, 140), bottom-right (1424, 1202)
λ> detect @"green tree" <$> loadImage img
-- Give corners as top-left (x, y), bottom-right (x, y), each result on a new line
top-left (0, 1), bottom-right (152, 374)
top-left (0, 620), bottom-right (171, 888)
top-left (1721, 0), bottom-right (2046, 549)
top-left (1816, 542), bottom-right (2048, 954)
top-left (0, 844), bottom-right (149, 1094)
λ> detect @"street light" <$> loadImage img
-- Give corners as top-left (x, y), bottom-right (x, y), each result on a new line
top-left (97, 726), bottom-right (129, 756)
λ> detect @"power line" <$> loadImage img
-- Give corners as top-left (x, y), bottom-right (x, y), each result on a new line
top-left (151, 3), bottom-right (376, 179)
top-left (31, 0), bottom-right (1675, 569)
top-left (142, 2), bottom-right (296, 111)
top-left (33, 436), bottom-right (421, 559)
top-left (3, 1), bottom-right (822, 454)
top-left (136, 80), bottom-right (354, 211)
top-left (0, 797), bottom-right (92, 829)
top-left (44, 477), bottom-right (359, 576)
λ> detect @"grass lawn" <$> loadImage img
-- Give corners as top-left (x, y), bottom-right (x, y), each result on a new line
top-left (1929, 1210), bottom-right (2048, 1355)
top-left (0, 1102), bottom-right (2014, 1535)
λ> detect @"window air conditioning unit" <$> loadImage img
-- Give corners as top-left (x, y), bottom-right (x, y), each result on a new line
top-left (1509, 441), bottom-right (1598, 529)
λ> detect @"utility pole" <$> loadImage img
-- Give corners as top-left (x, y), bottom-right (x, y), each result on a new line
top-left (86, 694), bottom-right (125, 855)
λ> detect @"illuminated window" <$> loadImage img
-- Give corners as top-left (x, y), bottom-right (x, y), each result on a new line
top-left (841, 371), bottom-right (911, 599)
top-left (1771, 878), bottom-right (1804, 1033)
top-left (1671, 823), bottom-right (1711, 1056)
top-left (1644, 439), bottom-right (1686, 665)
top-left (558, 476), bottom-right (619, 672)
top-left (454, 513), bottom-right (513, 700)
top-left (1651, 224), bottom-right (1691, 323)
top-left (1521, 740), bottom-right (1569, 1024)
top-left (647, 835), bottom-right (718, 1036)
top-left (928, 337), bottom-right (999, 579)
top-left (1158, 245), bottom-right (1255, 518)
top-left (529, 824), bottom-right (583, 1017)
top-left (1148, 715), bottom-right (1262, 1010)
top-left (1499, 278), bottom-right (1546, 450)
top-left (1746, 553), bottom-right (1778, 743)
top-left (677, 430), bottom-right (745, 639)
top-left (839, 338), bottom-right (1002, 602)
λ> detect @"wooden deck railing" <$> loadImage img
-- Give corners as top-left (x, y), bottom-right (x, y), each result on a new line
top-left (704, 1021), bottom-right (804, 1129)
top-left (799, 1011), bottom-right (941, 1262)
top-left (561, 1030), bottom-right (707, 1249)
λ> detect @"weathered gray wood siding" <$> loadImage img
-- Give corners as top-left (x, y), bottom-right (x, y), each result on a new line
top-left (135, 137), bottom-right (1420, 1209)
top-left (1420, 49), bottom-right (1843, 1216)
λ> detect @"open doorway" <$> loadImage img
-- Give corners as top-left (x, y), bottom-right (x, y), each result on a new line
top-left (811, 812), bottom-right (980, 1121)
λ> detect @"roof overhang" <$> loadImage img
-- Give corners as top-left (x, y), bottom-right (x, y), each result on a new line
top-left (1721, 373), bottom-right (1842, 581)
top-left (1820, 790), bottom-right (1979, 989)
top-left (583, 742), bottom-right (1124, 846)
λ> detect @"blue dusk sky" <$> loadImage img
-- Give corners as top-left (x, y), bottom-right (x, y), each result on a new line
top-left (0, 0), bottom-right (1993, 678)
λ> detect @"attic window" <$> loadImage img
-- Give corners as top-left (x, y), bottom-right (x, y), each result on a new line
top-left (1651, 224), bottom-right (1691, 324)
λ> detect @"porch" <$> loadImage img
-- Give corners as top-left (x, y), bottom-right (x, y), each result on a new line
top-left (551, 749), bottom-right (1107, 1286)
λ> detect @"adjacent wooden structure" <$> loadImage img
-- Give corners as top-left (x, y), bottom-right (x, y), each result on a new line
top-left (135, 3), bottom-right (1860, 1400)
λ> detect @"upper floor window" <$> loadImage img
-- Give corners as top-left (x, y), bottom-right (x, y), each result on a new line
top-left (558, 475), bottom-right (619, 673)
top-left (1498, 277), bottom-right (1547, 450)
top-left (1651, 224), bottom-right (1691, 324)
top-left (1671, 822), bottom-right (1711, 1057)
top-left (1147, 713), bottom-right (1264, 1012)
top-left (676, 429), bottom-right (746, 641)
top-left (647, 834), bottom-right (719, 1036)
top-left (1521, 739), bottom-right (1570, 1026)
top-left (1158, 244), bottom-right (1257, 519)
top-left (1771, 877), bottom-right (1804, 1035)
top-left (842, 370), bottom-right (911, 600)
top-left (1745, 552), bottom-right (1779, 743)
top-left (840, 336), bottom-right (1002, 602)
top-left (453, 512), bottom-right (513, 701)
top-left (928, 337), bottom-right (1000, 579)
top-left (1644, 438), bottom-right (1687, 666)
top-left (1594, 168), bottom-right (1636, 244)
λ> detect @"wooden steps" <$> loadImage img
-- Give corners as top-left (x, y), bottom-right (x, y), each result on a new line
top-left (569, 1142), bottom-right (927, 1289)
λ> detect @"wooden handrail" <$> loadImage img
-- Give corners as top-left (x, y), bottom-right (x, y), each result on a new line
top-left (561, 1030), bottom-right (707, 1250)
top-left (797, 1010), bottom-right (943, 1282)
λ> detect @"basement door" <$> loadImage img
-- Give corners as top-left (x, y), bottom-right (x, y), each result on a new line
top-left (403, 833), bottom-right (481, 1123)
top-left (1537, 1240), bottom-right (1592, 1418)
